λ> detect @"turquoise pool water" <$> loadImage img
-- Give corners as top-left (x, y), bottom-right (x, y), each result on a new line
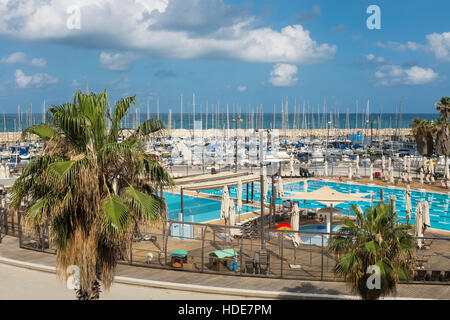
top-left (201, 180), bottom-right (450, 231)
top-left (164, 192), bottom-right (256, 223)
top-left (298, 224), bottom-right (342, 246)
top-left (283, 180), bottom-right (450, 231)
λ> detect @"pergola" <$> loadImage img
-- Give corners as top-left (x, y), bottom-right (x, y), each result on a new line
top-left (176, 173), bottom-right (262, 215)
top-left (282, 185), bottom-right (371, 235)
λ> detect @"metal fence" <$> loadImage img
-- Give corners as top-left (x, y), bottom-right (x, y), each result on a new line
top-left (12, 212), bottom-right (450, 284)
top-left (124, 219), bottom-right (450, 284)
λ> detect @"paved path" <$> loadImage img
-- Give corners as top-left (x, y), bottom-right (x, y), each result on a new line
top-left (1, 236), bottom-right (449, 300)
top-left (0, 263), bottom-right (260, 300)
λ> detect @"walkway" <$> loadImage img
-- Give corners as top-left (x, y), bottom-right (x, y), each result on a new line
top-left (1, 236), bottom-right (449, 300)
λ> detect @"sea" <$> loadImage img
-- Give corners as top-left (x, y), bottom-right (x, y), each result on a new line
top-left (0, 113), bottom-right (438, 132)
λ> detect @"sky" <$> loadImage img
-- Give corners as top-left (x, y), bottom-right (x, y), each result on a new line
top-left (0, 0), bottom-right (449, 115)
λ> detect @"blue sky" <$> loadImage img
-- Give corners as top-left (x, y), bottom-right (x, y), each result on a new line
top-left (0, 0), bottom-right (449, 115)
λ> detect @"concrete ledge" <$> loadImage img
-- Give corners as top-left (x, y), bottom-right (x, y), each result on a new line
top-left (0, 256), bottom-right (432, 300)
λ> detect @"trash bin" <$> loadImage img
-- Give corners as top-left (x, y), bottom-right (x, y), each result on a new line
top-left (211, 168), bottom-right (217, 175)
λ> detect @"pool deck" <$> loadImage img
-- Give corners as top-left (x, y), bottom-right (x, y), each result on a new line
top-left (0, 236), bottom-right (449, 300)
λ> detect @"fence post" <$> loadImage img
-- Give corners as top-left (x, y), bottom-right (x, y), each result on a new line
top-left (280, 233), bottom-right (284, 279)
top-left (18, 210), bottom-right (22, 247)
top-left (201, 226), bottom-right (206, 273)
top-left (239, 238), bottom-right (243, 276)
top-left (321, 235), bottom-right (324, 281)
top-left (164, 222), bottom-right (169, 267)
top-left (129, 238), bottom-right (133, 264)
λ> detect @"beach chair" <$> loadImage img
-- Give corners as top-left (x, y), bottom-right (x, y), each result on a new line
top-left (253, 250), bottom-right (269, 275)
top-left (414, 269), bottom-right (427, 281)
top-left (443, 271), bottom-right (450, 282)
top-left (430, 270), bottom-right (441, 282)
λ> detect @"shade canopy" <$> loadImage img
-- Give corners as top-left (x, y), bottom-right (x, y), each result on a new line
top-left (209, 249), bottom-right (238, 259)
top-left (317, 207), bottom-right (341, 215)
top-left (283, 185), bottom-right (371, 207)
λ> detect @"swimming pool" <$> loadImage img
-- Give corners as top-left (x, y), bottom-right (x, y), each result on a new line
top-left (201, 180), bottom-right (450, 231)
top-left (298, 224), bottom-right (342, 246)
top-left (164, 192), bottom-right (257, 223)
top-left (284, 180), bottom-right (450, 231)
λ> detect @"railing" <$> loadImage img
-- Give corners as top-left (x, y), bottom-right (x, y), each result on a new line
top-left (123, 219), bottom-right (450, 284)
top-left (14, 214), bottom-right (450, 284)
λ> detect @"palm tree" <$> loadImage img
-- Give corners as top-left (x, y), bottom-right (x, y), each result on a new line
top-left (435, 97), bottom-right (450, 157)
top-left (328, 202), bottom-right (415, 300)
top-left (409, 118), bottom-right (434, 157)
top-left (11, 90), bottom-right (173, 299)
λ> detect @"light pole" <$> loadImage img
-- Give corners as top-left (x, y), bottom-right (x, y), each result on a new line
top-left (259, 130), bottom-right (266, 250)
top-left (232, 116), bottom-right (243, 173)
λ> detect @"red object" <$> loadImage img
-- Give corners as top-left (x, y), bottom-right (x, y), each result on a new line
top-left (375, 172), bottom-right (381, 178)
top-left (276, 223), bottom-right (292, 231)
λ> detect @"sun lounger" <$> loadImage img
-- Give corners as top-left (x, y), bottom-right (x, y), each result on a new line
top-left (255, 249), bottom-right (269, 275)
top-left (430, 270), bottom-right (441, 282)
top-left (244, 259), bottom-right (255, 274)
top-left (414, 269), bottom-right (427, 281)
top-left (443, 271), bottom-right (450, 282)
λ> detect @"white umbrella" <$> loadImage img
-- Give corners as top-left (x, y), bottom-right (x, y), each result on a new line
top-left (420, 167), bottom-right (424, 185)
top-left (348, 165), bottom-right (353, 180)
top-left (291, 204), bottom-right (300, 232)
top-left (228, 199), bottom-right (236, 226)
top-left (277, 176), bottom-right (284, 198)
top-left (355, 155), bottom-right (360, 176)
top-left (220, 187), bottom-right (230, 222)
top-left (414, 202), bottom-right (424, 248)
top-left (422, 201), bottom-right (430, 231)
top-left (263, 174), bottom-right (269, 204)
top-left (237, 179), bottom-right (243, 214)
top-left (445, 156), bottom-right (449, 181)
top-left (405, 186), bottom-right (412, 224)
top-left (5, 165), bottom-right (10, 179)
top-left (0, 165), bottom-right (5, 179)
top-left (389, 166), bottom-right (394, 184)
top-left (369, 163), bottom-right (374, 181)
top-left (381, 155), bottom-right (386, 173)
top-left (303, 180), bottom-right (308, 193)
top-left (324, 161), bottom-right (328, 177)
top-left (228, 199), bottom-right (236, 236)
top-left (291, 204), bottom-right (301, 246)
top-left (390, 195), bottom-right (397, 213)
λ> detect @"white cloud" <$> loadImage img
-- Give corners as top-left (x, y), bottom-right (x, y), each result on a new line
top-left (377, 31), bottom-right (450, 62)
top-left (99, 52), bottom-right (140, 71)
top-left (376, 41), bottom-right (424, 51)
top-left (237, 85), bottom-right (247, 92)
top-left (269, 64), bottom-right (298, 87)
top-left (0, 0), bottom-right (336, 66)
top-left (14, 69), bottom-right (58, 88)
top-left (375, 65), bottom-right (438, 86)
top-left (366, 53), bottom-right (384, 63)
top-left (1, 52), bottom-right (46, 67)
top-left (426, 32), bottom-right (450, 61)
